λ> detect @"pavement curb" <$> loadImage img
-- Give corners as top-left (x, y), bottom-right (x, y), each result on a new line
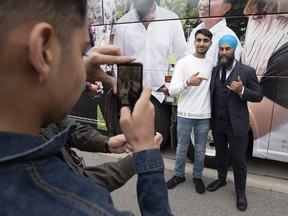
top-left (163, 157), bottom-right (288, 195)
top-left (102, 152), bottom-right (288, 195)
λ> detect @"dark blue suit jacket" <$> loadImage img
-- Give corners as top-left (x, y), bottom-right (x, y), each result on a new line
top-left (210, 61), bottom-right (264, 137)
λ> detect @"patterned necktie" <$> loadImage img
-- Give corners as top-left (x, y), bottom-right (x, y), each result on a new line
top-left (221, 67), bottom-right (226, 84)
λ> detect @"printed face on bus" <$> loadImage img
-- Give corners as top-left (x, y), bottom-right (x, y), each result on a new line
top-left (278, 0), bottom-right (288, 13)
top-left (198, 0), bottom-right (232, 18)
top-left (194, 33), bottom-right (212, 55)
top-left (139, 2), bottom-right (156, 28)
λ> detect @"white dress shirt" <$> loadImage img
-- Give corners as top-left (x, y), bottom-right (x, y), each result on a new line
top-left (114, 3), bottom-right (188, 102)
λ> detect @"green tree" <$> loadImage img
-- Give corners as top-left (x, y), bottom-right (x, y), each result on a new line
top-left (226, 0), bottom-right (249, 41)
top-left (115, 0), bottom-right (133, 19)
top-left (114, 0), bottom-right (249, 41)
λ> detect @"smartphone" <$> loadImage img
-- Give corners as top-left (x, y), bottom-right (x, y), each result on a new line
top-left (117, 62), bottom-right (143, 117)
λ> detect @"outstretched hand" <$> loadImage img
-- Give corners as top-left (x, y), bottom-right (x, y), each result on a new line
top-left (108, 134), bottom-right (132, 153)
top-left (120, 86), bottom-right (156, 152)
top-left (88, 81), bottom-right (104, 96)
top-left (227, 76), bottom-right (243, 94)
top-left (83, 45), bottom-right (136, 94)
top-left (108, 132), bottom-right (162, 154)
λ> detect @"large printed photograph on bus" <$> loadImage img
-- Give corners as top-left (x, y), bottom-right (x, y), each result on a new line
top-left (70, 0), bottom-right (288, 165)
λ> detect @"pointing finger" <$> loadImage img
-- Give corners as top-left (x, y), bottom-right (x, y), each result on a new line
top-left (199, 77), bottom-right (208, 81)
top-left (193, 72), bottom-right (200, 76)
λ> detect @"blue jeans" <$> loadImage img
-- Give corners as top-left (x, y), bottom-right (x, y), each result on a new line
top-left (174, 117), bottom-right (210, 179)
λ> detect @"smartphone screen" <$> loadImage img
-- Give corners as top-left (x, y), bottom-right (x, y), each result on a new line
top-left (117, 62), bottom-right (143, 116)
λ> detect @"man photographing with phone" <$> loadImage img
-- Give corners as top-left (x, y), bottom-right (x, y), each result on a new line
top-left (0, 0), bottom-right (172, 215)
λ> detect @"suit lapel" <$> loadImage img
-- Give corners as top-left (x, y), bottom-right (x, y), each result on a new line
top-left (228, 62), bottom-right (241, 95)
top-left (211, 65), bottom-right (220, 95)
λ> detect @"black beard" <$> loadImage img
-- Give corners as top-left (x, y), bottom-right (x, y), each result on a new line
top-left (197, 46), bottom-right (208, 55)
top-left (217, 55), bottom-right (234, 69)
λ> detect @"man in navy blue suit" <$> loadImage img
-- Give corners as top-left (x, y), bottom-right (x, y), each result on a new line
top-left (207, 35), bottom-right (263, 211)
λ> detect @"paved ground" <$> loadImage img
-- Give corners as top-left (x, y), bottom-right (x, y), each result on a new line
top-left (77, 150), bottom-right (288, 216)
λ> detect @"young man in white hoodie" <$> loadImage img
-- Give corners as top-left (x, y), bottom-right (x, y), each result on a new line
top-left (167, 28), bottom-right (213, 194)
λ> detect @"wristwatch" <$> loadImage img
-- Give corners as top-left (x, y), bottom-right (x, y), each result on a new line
top-left (103, 137), bottom-right (111, 153)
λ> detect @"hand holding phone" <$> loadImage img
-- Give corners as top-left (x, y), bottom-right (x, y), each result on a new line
top-left (117, 62), bottom-right (143, 117)
top-left (119, 87), bottom-right (156, 151)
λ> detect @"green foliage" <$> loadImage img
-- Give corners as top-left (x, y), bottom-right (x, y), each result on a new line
top-left (160, 0), bottom-right (188, 17)
top-left (161, 0), bottom-right (200, 39)
top-left (115, 0), bottom-right (133, 19)
top-left (226, 0), bottom-right (249, 41)
top-left (114, 0), bottom-right (249, 40)
top-left (97, 105), bottom-right (107, 131)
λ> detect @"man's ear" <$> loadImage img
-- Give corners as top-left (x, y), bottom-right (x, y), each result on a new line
top-left (28, 23), bottom-right (54, 84)
top-left (223, 3), bottom-right (233, 15)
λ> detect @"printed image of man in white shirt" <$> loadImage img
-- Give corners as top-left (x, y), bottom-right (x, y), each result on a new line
top-left (114, 0), bottom-right (188, 103)
top-left (187, 0), bottom-right (241, 66)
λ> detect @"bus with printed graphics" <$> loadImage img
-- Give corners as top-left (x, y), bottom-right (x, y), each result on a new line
top-left (70, 0), bottom-right (288, 168)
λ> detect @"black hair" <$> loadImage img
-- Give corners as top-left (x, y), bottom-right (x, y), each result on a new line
top-left (195, 28), bottom-right (213, 40)
top-left (225, 0), bottom-right (238, 8)
top-left (0, 0), bottom-right (87, 53)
